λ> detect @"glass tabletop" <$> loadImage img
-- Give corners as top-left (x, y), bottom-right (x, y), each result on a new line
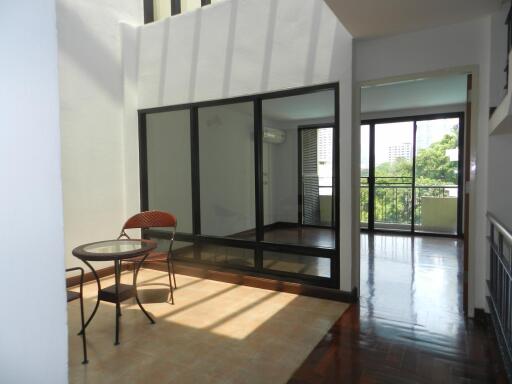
top-left (73, 239), bottom-right (156, 261)
top-left (83, 240), bottom-right (148, 254)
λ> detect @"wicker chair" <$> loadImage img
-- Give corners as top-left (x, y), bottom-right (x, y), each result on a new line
top-left (118, 210), bottom-right (177, 304)
top-left (66, 267), bottom-right (88, 364)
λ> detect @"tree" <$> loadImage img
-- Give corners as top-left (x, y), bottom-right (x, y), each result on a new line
top-left (415, 129), bottom-right (458, 185)
top-left (361, 127), bottom-right (459, 225)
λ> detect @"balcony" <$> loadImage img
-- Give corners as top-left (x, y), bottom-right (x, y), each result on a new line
top-left (360, 177), bottom-right (458, 234)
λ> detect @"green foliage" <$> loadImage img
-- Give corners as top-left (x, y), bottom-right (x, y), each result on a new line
top-left (416, 130), bottom-right (458, 185)
top-left (373, 129), bottom-right (458, 184)
top-left (360, 127), bottom-right (459, 225)
top-left (375, 158), bottom-right (412, 180)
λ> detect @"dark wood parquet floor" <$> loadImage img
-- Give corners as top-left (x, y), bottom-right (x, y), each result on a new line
top-left (289, 233), bottom-right (508, 383)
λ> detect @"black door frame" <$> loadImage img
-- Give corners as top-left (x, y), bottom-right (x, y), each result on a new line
top-left (361, 112), bottom-right (465, 238)
top-left (138, 83), bottom-right (341, 289)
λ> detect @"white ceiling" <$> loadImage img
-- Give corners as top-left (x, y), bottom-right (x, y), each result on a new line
top-left (361, 74), bottom-right (467, 113)
top-left (324, 0), bottom-right (503, 39)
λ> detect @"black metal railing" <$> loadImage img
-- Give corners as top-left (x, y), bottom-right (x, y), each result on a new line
top-left (487, 212), bottom-right (512, 378)
top-left (360, 177), bottom-right (458, 229)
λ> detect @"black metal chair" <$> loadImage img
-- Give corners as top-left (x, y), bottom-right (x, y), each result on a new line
top-left (66, 267), bottom-right (88, 364)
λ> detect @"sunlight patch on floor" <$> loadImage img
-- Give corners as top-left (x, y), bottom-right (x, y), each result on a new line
top-left (68, 269), bottom-right (348, 384)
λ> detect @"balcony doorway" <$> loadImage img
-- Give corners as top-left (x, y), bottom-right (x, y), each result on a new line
top-left (299, 126), bottom-right (334, 228)
top-left (359, 73), bottom-right (469, 238)
top-left (361, 114), bottom-right (464, 236)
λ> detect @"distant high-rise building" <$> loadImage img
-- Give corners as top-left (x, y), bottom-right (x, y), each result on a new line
top-left (388, 143), bottom-right (412, 162)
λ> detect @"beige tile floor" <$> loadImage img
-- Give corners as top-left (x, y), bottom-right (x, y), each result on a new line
top-left (68, 269), bottom-right (349, 384)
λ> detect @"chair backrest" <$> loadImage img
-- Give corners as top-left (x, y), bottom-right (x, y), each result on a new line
top-left (119, 210), bottom-right (177, 240)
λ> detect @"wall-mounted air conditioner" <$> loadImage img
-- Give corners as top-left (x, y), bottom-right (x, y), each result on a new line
top-left (263, 127), bottom-right (286, 144)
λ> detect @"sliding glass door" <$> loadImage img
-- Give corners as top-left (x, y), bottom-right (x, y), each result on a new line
top-left (299, 126), bottom-right (334, 227)
top-left (374, 121), bottom-right (414, 231)
top-left (361, 113), bottom-right (463, 236)
top-left (360, 124), bottom-right (370, 229)
top-left (139, 83), bottom-right (340, 288)
top-left (414, 117), bottom-right (462, 234)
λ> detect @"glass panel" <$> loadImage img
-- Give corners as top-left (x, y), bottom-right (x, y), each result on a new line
top-left (152, 238), bottom-right (195, 261)
top-left (198, 102), bottom-right (255, 239)
top-left (152, 0), bottom-right (206, 21)
top-left (262, 89), bottom-right (335, 248)
top-left (149, 238), bottom-right (255, 267)
top-left (198, 244), bottom-right (254, 268)
top-left (374, 121), bottom-right (414, 231)
top-left (316, 127), bottom-right (333, 226)
top-left (360, 124), bottom-right (370, 229)
top-left (181, 0), bottom-right (202, 12)
top-left (414, 118), bottom-right (460, 234)
top-left (146, 109), bottom-right (193, 233)
top-left (263, 251), bottom-right (331, 278)
top-left (153, 0), bottom-right (171, 21)
top-left (83, 240), bottom-right (148, 254)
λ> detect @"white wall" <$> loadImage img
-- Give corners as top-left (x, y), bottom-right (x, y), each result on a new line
top-left (0, 1), bottom-right (67, 382)
top-left (355, 17), bottom-right (493, 314)
top-left (268, 124), bottom-right (298, 224)
top-left (123, 0), bottom-right (354, 291)
top-left (57, 0), bottom-right (143, 271)
top-left (489, 2), bottom-right (509, 108)
top-left (487, 4), bottom-right (512, 229)
top-left (199, 104), bottom-right (256, 236)
top-left (488, 132), bottom-right (512, 227)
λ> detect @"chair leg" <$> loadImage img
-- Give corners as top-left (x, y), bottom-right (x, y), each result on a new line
top-left (166, 259), bottom-right (175, 305)
top-left (79, 290), bottom-right (88, 364)
top-left (169, 257), bottom-right (177, 289)
top-left (118, 261), bottom-right (122, 317)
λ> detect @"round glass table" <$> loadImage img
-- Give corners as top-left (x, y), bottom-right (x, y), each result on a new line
top-left (72, 239), bottom-right (157, 345)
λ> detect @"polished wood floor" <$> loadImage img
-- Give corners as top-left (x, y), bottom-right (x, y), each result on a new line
top-left (232, 225), bottom-right (335, 249)
top-left (289, 233), bottom-right (507, 383)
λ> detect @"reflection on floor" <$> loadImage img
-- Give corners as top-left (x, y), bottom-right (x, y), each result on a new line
top-left (360, 233), bottom-right (464, 321)
top-left (68, 270), bottom-right (348, 383)
top-left (175, 244), bottom-right (331, 278)
top-left (231, 224), bottom-right (335, 249)
top-left (263, 252), bottom-right (331, 278)
top-left (290, 233), bottom-right (507, 383)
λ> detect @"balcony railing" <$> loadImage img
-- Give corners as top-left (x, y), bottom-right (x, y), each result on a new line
top-left (487, 212), bottom-right (512, 379)
top-left (360, 177), bottom-right (458, 233)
